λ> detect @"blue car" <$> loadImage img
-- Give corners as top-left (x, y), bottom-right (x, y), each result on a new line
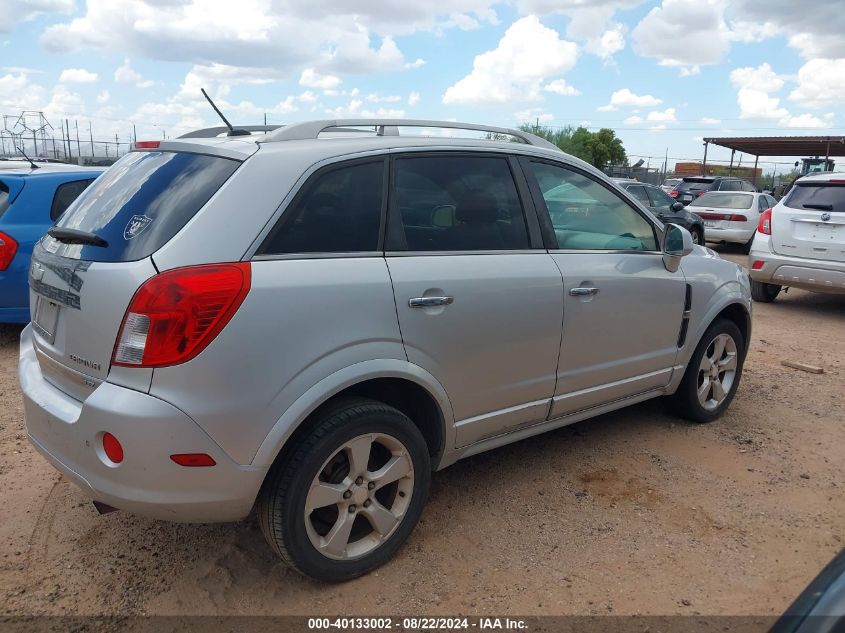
top-left (0, 165), bottom-right (104, 323)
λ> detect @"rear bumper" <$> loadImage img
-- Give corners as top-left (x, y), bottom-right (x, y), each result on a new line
top-left (18, 325), bottom-right (267, 522)
top-left (704, 226), bottom-right (755, 244)
top-left (749, 238), bottom-right (845, 294)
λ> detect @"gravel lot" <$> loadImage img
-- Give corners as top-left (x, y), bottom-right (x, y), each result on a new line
top-left (1, 246), bottom-right (843, 617)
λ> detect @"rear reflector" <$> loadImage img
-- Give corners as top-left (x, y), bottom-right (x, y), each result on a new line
top-left (134, 140), bottom-right (161, 149)
top-left (0, 231), bottom-right (18, 271)
top-left (758, 208), bottom-right (772, 235)
top-left (102, 432), bottom-right (124, 464)
top-left (113, 262), bottom-right (251, 368)
top-left (696, 213), bottom-right (748, 222)
top-left (751, 260), bottom-right (765, 270)
top-left (170, 453), bottom-right (216, 467)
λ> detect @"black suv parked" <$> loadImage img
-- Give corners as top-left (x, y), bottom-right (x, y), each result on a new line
top-left (615, 179), bottom-right (706, 245)
top-left (671, 176), bottom-right (757, 205)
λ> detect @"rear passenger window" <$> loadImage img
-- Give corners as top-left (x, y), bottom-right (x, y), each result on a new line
top-left (627, 186), bottom-right (650, 206)
top-left (392, 155), bottom-right (529, 251)
top-left (259, 160), bottom-right (384, 254)
top-left (528, 161), bottom-right (657, 251)
top-left (50, 179), bottom-right (95, 221)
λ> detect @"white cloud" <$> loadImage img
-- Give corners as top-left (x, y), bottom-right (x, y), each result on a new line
top-left (408, 91), bottom-right (420, 107)
top-left (598, 88), bottom-right (662, 111)
top-left (0, 0), bottom-right (73, 33)
top-left (784, 113), bottom-right (833, 129)
top-left (646, 107), bottom-right (677, 123)
top-left (789, 59), bottom-right (845, 109)
top-left (404, 58), bottom-right (426, 69)
top-left (585, 25), bottom-right (627, 59)
top-left (0, 72), bottom-right (46, 110)
top-left (632, 0), bottom-right (731, 75)
top-left (543, 79), bottom-right (580, 96)
top-left (96, 90), bottom-right (110, 104)
top-left (623, 115), bottom-right (643, 125)
top-left (365, 93), bottom-right (402, 103)
top-left (443, 16), bottom-right (577, 105)
top-left (59, 68), bottom-right (99, 84)
top-left (297, 90), bottom-right (317, 103)
top-left (729, 63), bottom-right (788, 120)
top-left (114, 59), bottom-right (155, 89)
top-left (299, 68), bottom-right (341, 90)
top-left (514, 108), bottom-right (553, 123)
top-left (699, 117), bottom-right (721, 125)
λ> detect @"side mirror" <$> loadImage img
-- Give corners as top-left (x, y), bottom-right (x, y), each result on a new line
top-left (671, 201), bottom-right (685, 212)
top-left (662, 224), bottom-right (694, 272)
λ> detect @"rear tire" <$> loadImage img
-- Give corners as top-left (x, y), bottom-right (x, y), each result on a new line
top-left (258, 397), bottom-right (430, 582)
top-left (671, 318), bottom-right (745, 423)
top-left (691, 228), bottom-right (704, 245)
top-left (751, 279), bottom-right (781, 303)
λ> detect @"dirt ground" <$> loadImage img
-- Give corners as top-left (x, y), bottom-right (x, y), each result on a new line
top-left (1, 245), bottom-right (843, 617)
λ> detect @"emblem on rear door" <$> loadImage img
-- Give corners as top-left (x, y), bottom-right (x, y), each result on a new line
top-left (821, 212), bottom-right (831, 222)
top-left (124, 215), bottom-right (153, 240)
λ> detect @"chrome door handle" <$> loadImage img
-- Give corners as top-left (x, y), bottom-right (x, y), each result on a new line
top-left (569, 287), bottom-right (599, 297)
top-left (409, 296), bottom-right (454, 308)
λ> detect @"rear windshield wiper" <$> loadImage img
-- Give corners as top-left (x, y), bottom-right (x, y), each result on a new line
top-left (802, 203), bottom-right (833, 211)
top-left (47, 227), bottom-right (109, 247)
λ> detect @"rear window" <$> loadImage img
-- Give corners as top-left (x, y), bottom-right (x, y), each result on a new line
top-left (47, 151), bottom-right (239, 261)
top-left (785, 183), bottom-right (845, 212)
top-left (676, 178), bottom-right (714, 192)
top-left (690, 192), bottom-right (754, 209)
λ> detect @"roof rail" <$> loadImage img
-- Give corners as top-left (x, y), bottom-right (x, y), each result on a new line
top-left (259, 119), bottom-right (561, 151)
top-left (178, 124), bottom-right (282, 139)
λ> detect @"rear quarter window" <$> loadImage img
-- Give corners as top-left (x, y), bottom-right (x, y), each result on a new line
top-left (48, 151), bottom-right (239, 262)
top-left (0, 181), bottom-right (9, 220)
top-left (50, 178), bottom-right (96, 221)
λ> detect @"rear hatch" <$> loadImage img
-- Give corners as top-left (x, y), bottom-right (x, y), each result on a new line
top-left (674, 178), bottom-right (714, 204)
top-left (689, 192), bottom-right (754, 229)
top-left (772, 179), bottom-right (845, 262)
top-left (28, 149), bottom-right (241, 400)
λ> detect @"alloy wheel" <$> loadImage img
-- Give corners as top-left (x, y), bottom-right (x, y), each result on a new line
top-left (696, 333), bottom-right (738, 411)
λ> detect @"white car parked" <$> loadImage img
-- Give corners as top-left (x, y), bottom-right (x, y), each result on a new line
top-left (690, 190), bottom-right (777, 250)
top-left (749, 172), bottom-right (845, 302)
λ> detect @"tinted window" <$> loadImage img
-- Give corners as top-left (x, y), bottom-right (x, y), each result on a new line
top-left (51, 151), bottom-right (239, 262)
top-left (530, 162), bottom-right (657, 251)
top-left (627, 185), bottom-right (651, 206)
top-left (719, 180), bottom-right (741, 191)
top-left (647, 186), bottom-right (674, 208)
top-left (676, 178), bottom-right (714, 192)
top-left (741, 181), bottom-right (756, 192)
top-left (50, 179), bottom-right (95, 221)
top-left (0, 181), bottom-right (9, 220)
top-left (393, 155), bottom-right (529, 251)
top-left (758, 196), bottom-right (768, 212)
top-left (259, 160), bottom-right (384, 254)
top-left (785, 183), bottom-right (845, 212)
top-left (690, 192), bottom-right (754, 209)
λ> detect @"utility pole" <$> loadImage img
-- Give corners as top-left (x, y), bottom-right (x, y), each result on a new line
top-left (115, 133), bottom-right (119, 157)
top-left (65, 119), bottom-right (73, 160)
top-left (75, 120), bottom-right (82, 159)
top-left (88, 122), bottom-right (94, 157)
top-left (132, 123), bottom-right (137, 144)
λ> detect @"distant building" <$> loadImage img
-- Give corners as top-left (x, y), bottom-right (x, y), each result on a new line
top-left (673, 162), bottom-right (762, 180)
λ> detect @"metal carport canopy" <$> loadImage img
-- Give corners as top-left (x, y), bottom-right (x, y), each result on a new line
top-left (702, 136), bottom-right (845, 157)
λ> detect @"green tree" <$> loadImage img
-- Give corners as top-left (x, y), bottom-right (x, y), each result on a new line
top-left (520, 124), bottom-right (627, 169)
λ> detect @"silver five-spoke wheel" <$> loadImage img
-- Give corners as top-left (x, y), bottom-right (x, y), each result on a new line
top-left (305, 433), bottom-right (414, 561)
top-left (696, 333), bottom-right (738, 411)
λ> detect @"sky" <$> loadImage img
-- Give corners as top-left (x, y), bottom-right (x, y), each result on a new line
top-left (1, 0), bottom-right (844, 172)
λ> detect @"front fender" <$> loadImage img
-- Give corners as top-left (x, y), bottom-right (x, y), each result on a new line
top-left (251, 359), bottom-right (455, 468)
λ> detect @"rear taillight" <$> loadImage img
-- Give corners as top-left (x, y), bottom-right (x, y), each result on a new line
top-left (696, 191), bottom-right (707, 197)
top-left (697, 213), bottom-right (747, 222)
top-left (669, 190), bottom-right (678, 197)
top-left (758, 208), bottom-right (772, 235)
top-left (0, 231), bottom-right (18, 271)
top-left (134, 140), bottom-right (161, 149)
top-left (112, 262), bottom-right (251, 368)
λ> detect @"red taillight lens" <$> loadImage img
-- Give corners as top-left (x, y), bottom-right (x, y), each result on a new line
top-left (112, 262), bottom-right (251, 368)
top-left (696, 191), bottom-right (707, 197)
top-left (728, 214), bottom-right (747, 222)
top-left (170, 453), bottom-right (216, 467)
top-left (669, 190), bottom-right (678, 197)
top-left (758, 208), bottom-right (772, 235)
top-left (0, 231), bottom-right (18, 271)
top-left (134, 140), bottom-right (161, 149)
top-left (751, 260), bottom-right (765, 270)
top-left (102, 432), bottom-right (124, 463)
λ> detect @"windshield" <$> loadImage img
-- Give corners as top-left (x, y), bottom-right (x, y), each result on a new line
top-left (690, 192), bottom-right (754, 209)
top-left (785, 183), bottom-right (845, 212)
top-left (48, 151), bottom-right (239, 262)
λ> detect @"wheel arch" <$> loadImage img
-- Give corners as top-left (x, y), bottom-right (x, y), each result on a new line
top-left (252, 360), bottom-right (454, 472)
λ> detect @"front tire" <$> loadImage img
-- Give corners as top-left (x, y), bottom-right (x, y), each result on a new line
top-left (751, 279), bottom-right (781, 302)
top-left (671, 319), bottom-right (745, 423)
top-left (258, 398), bottom-right (430, 581)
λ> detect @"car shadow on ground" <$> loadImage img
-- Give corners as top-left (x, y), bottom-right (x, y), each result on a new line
top-left (0, 324), bottom-right (24, 349)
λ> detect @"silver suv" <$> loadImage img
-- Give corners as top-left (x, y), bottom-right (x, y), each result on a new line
top-left (749, 171), bottom-right (845, 301)
top-left (19, 119), bottom-right (751, 581)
